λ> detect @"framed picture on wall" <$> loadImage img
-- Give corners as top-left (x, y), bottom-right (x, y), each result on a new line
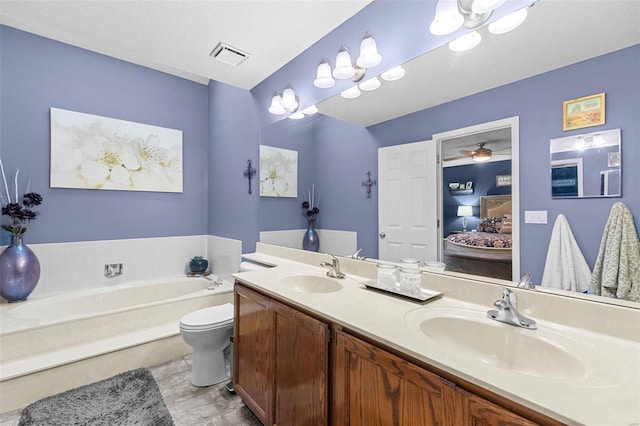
top-left (465, 181), bottom-right (473, 189)
top-left (608, 152), bottom-right (620, 167)
top-left (562, 92), bottom-right (605, 131)
top-left (496, 175), bottom-right (512, 187)
top-left (448, 183), bottom-right (460, 190)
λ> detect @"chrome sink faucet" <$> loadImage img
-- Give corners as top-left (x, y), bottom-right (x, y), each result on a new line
top-left (487, 288), bottom-right (537, 330)
top-left (517, 272), bottom-right (536, 290)
top-left (320, 255), bottom-right (346, 279)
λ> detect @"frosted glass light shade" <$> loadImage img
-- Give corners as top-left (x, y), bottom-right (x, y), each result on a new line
top-left (359, 76), bottom-right (381, 91)
top-left (333, 48), bottom-right (355, 79)
top-left (301, 105), bottom-right (318, 115)
top-left (429, 0), bottom-right (464, 35)
top-left (288, 112), bottom-right (305, 120)
top-left (488, 8), bottom-right (528, 34)
top-left (381, 65), bottom-right (405, 81)
top-left (280, 86), bottom-right (297, 110)
top-left (268, 94), bottom-right (285, 115)
top-left (314, 60), bottom-right (335, 88)
top-left (449, 31), bottom-right (481, 51)
top-left (472, 0), bottom-right (506, 14)
top-left (340, 86), bottom-right (361, 99)
top-left (356, 35), bottom-right (382, 68)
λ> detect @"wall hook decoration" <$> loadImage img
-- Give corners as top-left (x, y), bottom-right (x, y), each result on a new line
top-left (243, 159), bottom-right (256, 194)
top-left (362, 171), bottom-right (377, 198)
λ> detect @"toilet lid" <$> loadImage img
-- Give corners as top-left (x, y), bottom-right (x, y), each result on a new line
top-left (180, 303), bottom-right (234, 327)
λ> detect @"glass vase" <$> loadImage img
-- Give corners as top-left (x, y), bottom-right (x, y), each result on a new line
top-left (302, 221), bottom-right (320, 252)
top-left (0, 234), bottom-right (41, 302)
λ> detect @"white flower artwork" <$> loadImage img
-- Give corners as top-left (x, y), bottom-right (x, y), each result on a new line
top-left (259, 145), bottom-right (298, 198)
top-left (50, 108), bottom-right (183, 192)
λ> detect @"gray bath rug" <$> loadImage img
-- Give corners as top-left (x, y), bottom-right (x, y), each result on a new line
top-left (18, 368), bottom-right (174, 426)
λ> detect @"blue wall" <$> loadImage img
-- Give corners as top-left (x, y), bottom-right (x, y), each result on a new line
top-left (442, 160), bottom-right (512, 235)
top-left (0, 26), bottom-right (209, 245)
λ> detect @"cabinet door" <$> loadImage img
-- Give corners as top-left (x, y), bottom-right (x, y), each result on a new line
top-left (273, 301), bottom-right (329, 426)
top-left (234, 284), bottom-right (274, 425)
top-left (333, 330), bottom-right (462, 426)
top-left (464, 391), bottom-right (539, 426)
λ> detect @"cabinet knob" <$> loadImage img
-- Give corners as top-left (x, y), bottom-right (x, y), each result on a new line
top-left (379, 232), bottom-right (386, 239)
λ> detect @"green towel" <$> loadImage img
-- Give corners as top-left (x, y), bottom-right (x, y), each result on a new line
top-left (590, 202), bottom-right (640, 302)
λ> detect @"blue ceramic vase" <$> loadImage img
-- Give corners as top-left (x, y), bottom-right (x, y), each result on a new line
top-left (302, 221), bottom-right (320, 252)
top-left (0, 234), bottom-right (41, 302)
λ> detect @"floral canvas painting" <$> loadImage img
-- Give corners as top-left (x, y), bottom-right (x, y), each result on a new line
top-left (50, 108), bottom-right (183, 192)
top-left (259, 145), bottom-right (297, 197)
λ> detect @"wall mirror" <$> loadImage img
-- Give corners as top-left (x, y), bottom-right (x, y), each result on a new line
top-left (550, 128), bottom-right (621, 198)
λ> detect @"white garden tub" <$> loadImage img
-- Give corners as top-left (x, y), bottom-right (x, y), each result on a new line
top-left (0, 277), bottom-right (234, 413)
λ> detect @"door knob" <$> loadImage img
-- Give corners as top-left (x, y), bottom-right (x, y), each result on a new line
top-left (379, 232), bottom-right (386, 238)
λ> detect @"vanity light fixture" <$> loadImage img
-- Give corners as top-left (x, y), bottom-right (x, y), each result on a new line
top-left (359, 76), bottom-right (381, 91)
top-left (288, 111), bottom-right (305, 120)
top-left (381, 65), bottom-right (405, 81)
top-left (574, 136), bottom-right (586, 149)
top-left (333, 47), bottom-right (356, 79)
top-left (314, 59), bottom-right (335, 88)
top-left (268, 86), bottom-right (299, 115)
top-left (429, 0), bottom-right (464, 35)
top-left (592, 133), bottom-right (605, 145)
top-left (341, 86), bottom-right (361, 99)
top-left (449, 31), bottom-right (481, 51)
top-left (488, 7), bottom-right (528, 34)
top-left (356, 33), bottom-right (382, 68)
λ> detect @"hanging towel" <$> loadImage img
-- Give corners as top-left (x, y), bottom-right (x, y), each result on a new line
top-left (589, 202), bottom-right (640, 302)
top-left (541, 214), bottom-right (591, 292)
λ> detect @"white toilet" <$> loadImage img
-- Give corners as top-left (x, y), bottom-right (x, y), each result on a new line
top-left (179, 302), bottom-right (234, 387)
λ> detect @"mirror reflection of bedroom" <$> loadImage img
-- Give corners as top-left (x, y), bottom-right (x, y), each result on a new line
top-left (440, 127), bottom-right (513, 281)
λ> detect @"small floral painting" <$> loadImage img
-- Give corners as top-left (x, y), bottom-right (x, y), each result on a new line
top-left (259, 145), bottom-right (298, 198)
top-left (50, 108), bottom-right (183, 192)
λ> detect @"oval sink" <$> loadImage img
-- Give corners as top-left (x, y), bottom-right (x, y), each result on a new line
top-left (406, 307), bottom-right (586, 380)
top-left (279, 274), bottom-right (343, 293)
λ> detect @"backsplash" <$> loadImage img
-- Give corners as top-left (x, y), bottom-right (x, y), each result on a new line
top-left (0, 235), bottom-right (241, 300)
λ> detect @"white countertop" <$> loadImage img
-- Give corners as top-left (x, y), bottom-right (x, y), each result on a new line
top-left (234, 252), bottom-right (640, 426)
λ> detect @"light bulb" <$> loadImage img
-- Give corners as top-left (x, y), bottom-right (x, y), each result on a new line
top-left (429, 0), bottom-right (464, 35)
top-left (288, 112), bottom-right (305, 120)
top-left (313, 59), bottom-right (335, 88)
top-left (356, 34), bottom-right (382, 68)
top-left (268, 93), bottom-right (285, 115)
top-left (488, 8), bottom-right (528, 34)
top-left (340, 86), bottom-right (361, 99)
top-left (381, 65), bottom-right (405, 81)
top-left (449, 31), bottom-right (481, 52)
top-left (575, 136), bottom-right (586, 149)
top-left (333, 47), bottom-right (355, 79)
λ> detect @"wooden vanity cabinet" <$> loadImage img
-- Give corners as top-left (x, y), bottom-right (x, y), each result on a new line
top-left (233, 283), bottom-right (329, 426)
top-left (334, 329), bottom-right (544, 426)
top-left (235, 282), bottom-right (558, 426)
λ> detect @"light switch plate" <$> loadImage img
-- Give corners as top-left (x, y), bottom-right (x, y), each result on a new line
top-left (524, 211), bottom-right (547, 224)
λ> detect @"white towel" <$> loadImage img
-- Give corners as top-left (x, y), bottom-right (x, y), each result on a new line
top-left (589, 202), bottom-right (640, 302)
top-left (541, 214), bottom-right (591, 292)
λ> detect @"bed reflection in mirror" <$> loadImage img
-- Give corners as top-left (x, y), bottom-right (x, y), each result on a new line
top-left (550, 128), bottom-right (621, 198)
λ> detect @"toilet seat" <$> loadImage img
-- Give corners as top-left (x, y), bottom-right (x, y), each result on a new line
top-left (180, 303), bottom-right (234, 331)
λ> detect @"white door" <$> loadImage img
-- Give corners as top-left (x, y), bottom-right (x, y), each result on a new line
top-left (378, 141), bottom-right (438, 262)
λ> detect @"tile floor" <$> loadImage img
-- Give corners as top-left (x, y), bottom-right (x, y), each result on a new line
top-left (0, 354), bottom-right (261, 426)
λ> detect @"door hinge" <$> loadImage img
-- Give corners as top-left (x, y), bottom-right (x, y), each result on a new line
top-left (437, 219), bottom-right (440, 228)
top-left (436, 154), bottom-right (440, 164)
top-left (328, 327), bottom-right (333, 344)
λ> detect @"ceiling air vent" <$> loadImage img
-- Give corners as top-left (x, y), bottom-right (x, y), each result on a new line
top-left (210, 42), bottom-right (250, 67)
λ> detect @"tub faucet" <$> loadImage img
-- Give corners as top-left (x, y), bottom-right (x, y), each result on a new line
top-left (487, 288), bottom-right (537, 330)
top-left (320, 255), bottom-right (346, 279)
